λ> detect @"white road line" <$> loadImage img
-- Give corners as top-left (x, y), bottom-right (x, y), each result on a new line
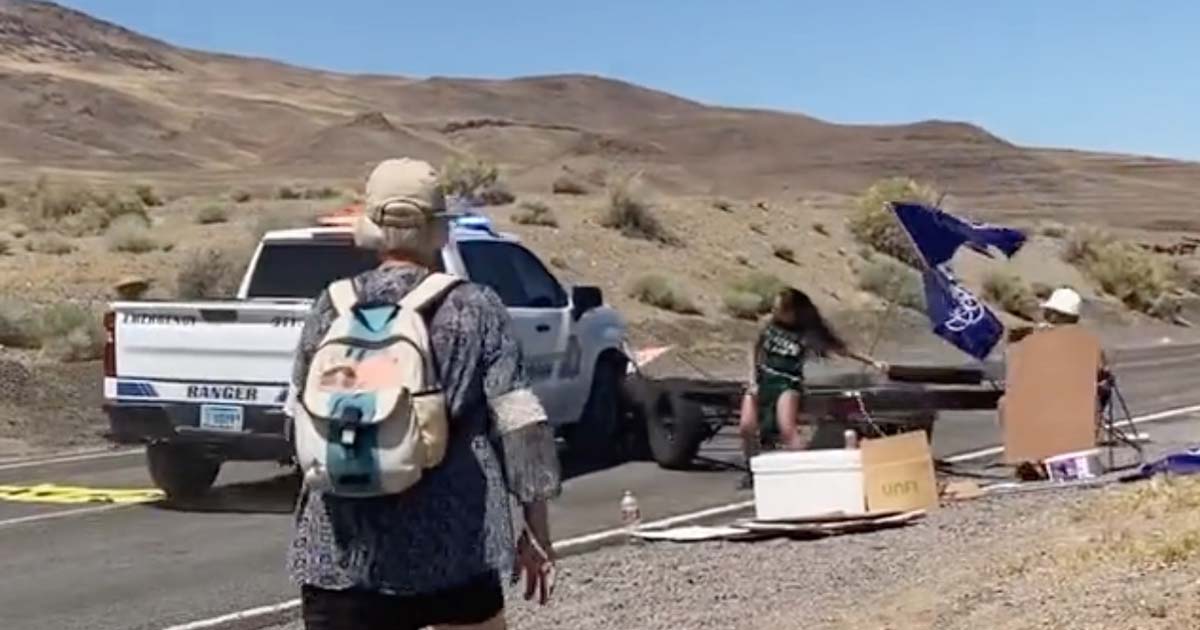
top-left (159, 499), bottom-right (758, 630)
top-left (161, 599), bottom-right (301, 630)
top-left (0, 448), bottom-right (141, 472)
top-left (0, 503), bottom-right (132, 529)
top-left (942, 402), bottom-right (1200, 463)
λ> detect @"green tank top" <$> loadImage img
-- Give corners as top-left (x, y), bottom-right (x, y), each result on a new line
top-left (755, 323), bottom-right (808, 382)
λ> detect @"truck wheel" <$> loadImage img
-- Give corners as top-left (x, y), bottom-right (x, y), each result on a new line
top-left (146, 443), bottom-right (220, 501)
top-left (567, 355), bottom-right (628, 466)
top-left (646, 388), bottom-right (708, 470)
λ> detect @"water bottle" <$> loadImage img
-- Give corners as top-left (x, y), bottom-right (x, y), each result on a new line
top-left (620, 490), bottom-right (642, 543)
top-left (844, 429), bottom-right (859, 449)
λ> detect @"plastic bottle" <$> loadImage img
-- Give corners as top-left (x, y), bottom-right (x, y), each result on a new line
top-left (844, 429), bottom-right (859, 449)
top-left (620, 490), bottom-right (642, 543)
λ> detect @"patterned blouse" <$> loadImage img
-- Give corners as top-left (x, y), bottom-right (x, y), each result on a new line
top-left (286, 264), bottom-right (562, 595)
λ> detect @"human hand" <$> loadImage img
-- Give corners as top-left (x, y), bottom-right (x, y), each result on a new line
top-left (514, 530), bottom-right (556, 605)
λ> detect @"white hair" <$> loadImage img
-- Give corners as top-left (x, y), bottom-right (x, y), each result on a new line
top-left (353, 214), bottom-right (447, 265)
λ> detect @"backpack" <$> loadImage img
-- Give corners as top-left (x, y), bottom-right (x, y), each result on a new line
top-left (292, 272), bottom-right (462, 497)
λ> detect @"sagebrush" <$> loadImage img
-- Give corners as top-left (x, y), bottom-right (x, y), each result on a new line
top-left (177, 246), bottom-right (252, 299)
top-left (196, 205), bottom-right (230, 225)
top-left (725, 272), bottom-right (784, 319)
top-left (847, 177), bottom-right (940, 267)
top-left (0, 300), bottom-right (102, 361)
top-left (106, 215), bottom-right (159, 253)
top-left (25, 233), bottom-right (75, 255)
top-left (512, 201), bottom-right (558, 227)
top-left (1064, 229), bottom-right (1177, 316)
top-left (552, 174), bottom-right (588, 195)
top-left (982, 271), bottom-right (1038, 319)
top-left (629, 275), bottom-right (700, 315)
top-left (858, 258), bottom-right (925, 311)
top-left (439, 156), bottom-right (501, 202)
top-left (601, 177), bottom-right (677, 245)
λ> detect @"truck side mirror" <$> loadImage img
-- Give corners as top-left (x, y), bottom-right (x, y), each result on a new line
top-left (572, 286), bottom-right (603, 320)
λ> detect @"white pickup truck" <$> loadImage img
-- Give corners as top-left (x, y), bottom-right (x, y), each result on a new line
top-left (103, 214), bottom-right (629, 499)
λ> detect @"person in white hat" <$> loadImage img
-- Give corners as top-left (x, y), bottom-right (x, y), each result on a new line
top-left (1039, 287), bottom-right (1083, 327)
top-left (287, 158), bottom-right (559, 630)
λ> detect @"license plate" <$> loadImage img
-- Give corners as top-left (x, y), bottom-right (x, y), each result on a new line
top-left (199, 404), bottom-right (244, 432)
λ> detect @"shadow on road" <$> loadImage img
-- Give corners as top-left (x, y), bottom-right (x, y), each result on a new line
top-left (155, 472), bottom-right (300, 515)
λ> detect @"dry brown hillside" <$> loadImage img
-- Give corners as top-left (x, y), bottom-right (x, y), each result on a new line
top-left (0, 0), bottom-right (1195, 228)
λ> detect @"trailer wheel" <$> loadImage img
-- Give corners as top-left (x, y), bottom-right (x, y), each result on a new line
top-left (646, 388), bottom-right (708, 470)
top-left (147, 443), bottom-right (220, 501)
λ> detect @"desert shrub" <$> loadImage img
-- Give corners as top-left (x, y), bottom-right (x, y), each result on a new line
top-left (1031, 281), bottom-right (1054, 300)
top-left (773, 244), bottom-right (797, 264)
top-left (552, 174), bottom-right (588, 195)
top-left (177, 246), bottom-right (251, 299)
top-left (549, 256), bottom-right (568, 269)
top-left (982, 271), bottom-right (1038, 319)
top-left (106, 215), bottom-right (159, 253)
top-left (1040, 222), bottom-right (1068, 239)
top-left (726, 272), bottom-right (785, 318)
top-left (1064, 229), bottom-right (1177, 316)
top-left (858, 258), bottom-right (925, 311)
top-left (812, 222), bottom-right (830, 236)
top-left (0, 300), bottom-right (39, 349)
top-left (712, 198), bottom-right (735, 213)
top-left (134, 184), bottom-right (164, 207)
top-left (38, 302), bottom-right (103, 362)
top-left (9, 223), bottom-right (27, 239)
top-left (512, 201), bottom-right (558, 227)
top-left (439, 156), bottom-right (500, 201)
top-left (302, 186), bottom-right (341, 200)
top-left (629, 275), bottom-right (700, 315)
top-left (277, 185), bottom-right (303, 200)
top-left (231, 189), bottom-right (253, 203)
top-left (0, 190), bottom-right (7, 209)
top-left (0, 239), bottom-right (9, 256)
top-left (847, 177), bottom-right (940, 268)
top-left (196, 205), bottom-right (230, 225)
top-left (28, 180), bottom-right (92, 221)
top-left (25, 233), bottom-right (75, 255)
top-left (723, 291), bottom-right (765, 320)
top-left (601, 177), bottom-right (676, 245)
top-left (478, 182), bottom-right (516, 206)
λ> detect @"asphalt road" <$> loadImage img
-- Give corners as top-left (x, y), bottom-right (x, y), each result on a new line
top-left (0, 342), bottom-right (1197, 630)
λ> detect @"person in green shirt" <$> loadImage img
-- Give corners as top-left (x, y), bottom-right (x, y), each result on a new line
top-left (737, 287), bottom-right (888, 489)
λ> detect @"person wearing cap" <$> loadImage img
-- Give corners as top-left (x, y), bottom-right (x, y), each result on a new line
top-left (286, 158), bottom-right (560, 630)
top-left (1040, 287), bottom-right (1083, 327)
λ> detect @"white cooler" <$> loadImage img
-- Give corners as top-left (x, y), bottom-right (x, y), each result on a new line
top-left (750, 449), bottom-right (865, 520)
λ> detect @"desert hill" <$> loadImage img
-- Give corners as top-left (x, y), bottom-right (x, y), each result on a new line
top-left (0, 0), bottom-right (1195, 230)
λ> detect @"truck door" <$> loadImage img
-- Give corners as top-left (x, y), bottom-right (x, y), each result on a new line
top-left (457, 239), bottom-right (575, 425)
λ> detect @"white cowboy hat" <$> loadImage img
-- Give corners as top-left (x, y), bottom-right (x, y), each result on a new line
top-left (1041, 287), bottom-right (1082, 317)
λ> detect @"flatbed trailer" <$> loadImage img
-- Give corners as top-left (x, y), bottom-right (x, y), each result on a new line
top-left (623, 364), bottom-right (1004, 469)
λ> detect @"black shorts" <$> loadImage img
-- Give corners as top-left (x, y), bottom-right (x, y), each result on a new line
top-left (301, 572), bottom-right (504, 630)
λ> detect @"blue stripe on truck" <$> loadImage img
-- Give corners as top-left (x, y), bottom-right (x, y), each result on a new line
top-left (116, 381), bottom-right (160, 398)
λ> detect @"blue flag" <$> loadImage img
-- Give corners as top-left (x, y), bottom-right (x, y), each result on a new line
top-left (891, 203), bottom-right (1026, 266)
top-left (891, 203), bottom-right (1027, 361)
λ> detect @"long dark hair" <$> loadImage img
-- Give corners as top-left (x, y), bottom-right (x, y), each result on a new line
top-left (771, 287), bottom-right (847, 357)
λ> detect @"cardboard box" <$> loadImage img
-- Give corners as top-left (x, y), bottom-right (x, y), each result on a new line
top-left (861, 431), bottom-right (939, 513)
top-left (1002, 324), bottom-right (1100, 464)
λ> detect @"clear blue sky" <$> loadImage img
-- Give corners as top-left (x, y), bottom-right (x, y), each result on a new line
top-left (61, 0), bottom-right (1199, 160)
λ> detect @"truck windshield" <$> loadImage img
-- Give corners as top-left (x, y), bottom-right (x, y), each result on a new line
top-left (245, 242), bottom-right (379, 299)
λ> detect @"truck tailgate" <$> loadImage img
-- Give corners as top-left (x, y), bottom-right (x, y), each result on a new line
top-left (109, 301), bottom-right (309, 406)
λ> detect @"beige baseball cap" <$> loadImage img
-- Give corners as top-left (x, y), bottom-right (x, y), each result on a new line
top-left (363, 158), bottom-right (446, 229)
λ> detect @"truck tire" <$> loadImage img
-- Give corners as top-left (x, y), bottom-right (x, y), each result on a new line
top-left (646, 388), bottom-right (708, 470)
top-left (567, 354), bottom-right (628, 466)
top-left (146, 443), bottom-right (220, 501)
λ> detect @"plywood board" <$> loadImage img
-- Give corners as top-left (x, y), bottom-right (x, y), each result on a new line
top-left (1002, 325), bottom-right (1100, 463)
